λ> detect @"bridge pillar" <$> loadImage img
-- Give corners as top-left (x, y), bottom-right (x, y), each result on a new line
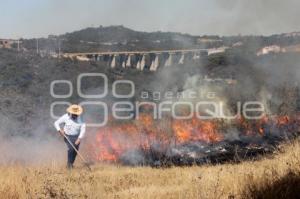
top-left (193, 52), bottom-right (199, 60)
top-left (178, 53), bottom-right (185, 64)
top-left (140, 54), bottom-right (146, 71)
top-left (96, 55), bottom-right (101, 61)
top-left (126, 54), bottom-right (132, 68)
top-left (111, 54), bottom-right (116, 68)
top-left (165, 53), bottom-right (173, 67)
top-left (150, 54), bottom-right (159, 71)
top-left (136, 54), bottom-right (141, 70)
top-left (150, 58), bottom-right (155, 71)
top-left (119, 54), bottom-right (126, 68)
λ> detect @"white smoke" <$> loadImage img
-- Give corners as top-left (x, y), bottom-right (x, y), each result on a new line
top-left (0, 113), bottom-right (65, 166)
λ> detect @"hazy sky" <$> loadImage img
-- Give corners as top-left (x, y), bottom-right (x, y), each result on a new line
top-left (1, 0), bottom-right (300, 38)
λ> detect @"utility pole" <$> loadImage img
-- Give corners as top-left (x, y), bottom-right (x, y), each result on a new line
top-left (17, 39), bottom-right (20, 52)
top-left (36, 38), bottom-right (39, 54)
top-left (58, 39), bottom-right (61, 58)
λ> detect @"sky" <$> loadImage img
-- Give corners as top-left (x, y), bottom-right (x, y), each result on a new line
top-left (1, 0), bottom-right (300, 39)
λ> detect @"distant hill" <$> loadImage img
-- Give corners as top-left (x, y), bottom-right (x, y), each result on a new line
top-left (16, 26), bottom-right (300, 54)
top-left (22, 25), bottom-right (200, 53)
top-left (63, 25), bottom-right (195, 43)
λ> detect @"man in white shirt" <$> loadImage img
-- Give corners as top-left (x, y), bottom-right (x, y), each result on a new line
top-left (54, 104), bottom-right (86, 169)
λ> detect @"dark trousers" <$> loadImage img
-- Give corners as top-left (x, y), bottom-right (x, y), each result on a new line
top-left (64, 134), bottom-right (80, 168)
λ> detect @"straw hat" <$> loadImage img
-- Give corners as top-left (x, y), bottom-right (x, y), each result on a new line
top-left (66, 104), bottom-right (83, 115)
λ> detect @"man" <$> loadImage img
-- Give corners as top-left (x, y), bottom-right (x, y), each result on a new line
top-left (54, 104), bottom-right (86, 169)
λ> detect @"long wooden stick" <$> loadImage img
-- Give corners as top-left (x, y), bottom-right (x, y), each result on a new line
top-left (63, 134), bottom-right (92, 171)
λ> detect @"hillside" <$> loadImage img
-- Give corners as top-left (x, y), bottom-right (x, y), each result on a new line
top-left (0, 47), bottom-right (203, 139)
top-left (2, 37), bottom-right (300, 137)
top-left (16, 26), bottom-right (300, 55)
top-left (21, 25), bottom-right (199, 53)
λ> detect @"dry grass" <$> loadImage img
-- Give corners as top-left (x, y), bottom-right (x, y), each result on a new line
top-left (1, 141), bottom-right (300, 199)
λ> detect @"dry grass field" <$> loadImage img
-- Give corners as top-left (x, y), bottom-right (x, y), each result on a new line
top-left (1, 140), bottom-right (300, 199)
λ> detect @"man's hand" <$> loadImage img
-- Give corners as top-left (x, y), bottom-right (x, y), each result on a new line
top-left (75, 139), bottom-right (81, 146)
top-left (58, 130), bottom-right (65, 137)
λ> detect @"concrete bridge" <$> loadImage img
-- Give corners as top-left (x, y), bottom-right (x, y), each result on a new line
top-left (63, 49), bottom-right (208, 71)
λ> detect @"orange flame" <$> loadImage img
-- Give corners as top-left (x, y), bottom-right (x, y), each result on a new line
top-left (85, 113), bottom-right (298, 162)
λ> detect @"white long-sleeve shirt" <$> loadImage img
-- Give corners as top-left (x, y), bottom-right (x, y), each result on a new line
top-left (54, 114), bottom-right (86, 139)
